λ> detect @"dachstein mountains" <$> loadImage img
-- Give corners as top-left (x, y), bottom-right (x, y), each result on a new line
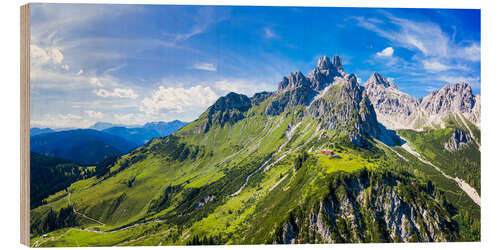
top-left (30, 56), bottom-right (481, 246)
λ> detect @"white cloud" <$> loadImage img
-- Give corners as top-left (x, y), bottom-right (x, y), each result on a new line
top-left (462, 43), bottom-right (480, 62)
top-left (438, 75), bottom-right (480, 85)
top-left (95, 88), bottom-right (138, 99)
top-left (354, 14), bottom-right (479, 62)
top-left (141, 85), bottom-right (218, 114)
top-left (422, 60), bottom-right (450, 72)
top-left (50, 47), bottom-right (64, 64)
top-left (264, 27), bottom-right (278, 39)
top-left (114, 113), bottom-right (134, 123)
top-left (30, 68), bottom-right (122, 90)
top-left (59, 113), bottom-right (82, 120)
top-left (89, 77), bottom-right (103, 87)
top-left (376, 47), bottom-right (394, 57)
top-left (30, 45), bottom-right (68, 70)
top-left (214, 80), bottom-right (241, 93)
top-left (193, 63), bottom-right (217, 71)
top-left (31, 113), bottom-right (93, 128)
top-left (85, 110), bottom-right (104, 119)
top-left (76, 69), bottom-right (84, 76)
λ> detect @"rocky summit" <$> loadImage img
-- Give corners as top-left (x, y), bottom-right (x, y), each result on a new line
top-left (364, 72), bottom-right (480, 130)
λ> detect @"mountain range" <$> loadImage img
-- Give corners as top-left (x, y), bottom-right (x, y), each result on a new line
top-left (364, 72), bottom-right (480, 131)
top-left (30, 56), bottom-right (480, 246)
top-left (30, 120), bottom-right (188, 165)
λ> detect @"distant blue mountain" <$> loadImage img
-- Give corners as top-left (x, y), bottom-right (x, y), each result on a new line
top-left (30, 120), bottom-right (188, 165)
top-left (30, 129), bottom-right (139, 166)
top-left (143, 120), bottom-right (188, 136)
top-left (89, 122), bottom-right (125, 131)
top-left (30, 127), bottom-right (55, 136)
top-left (102, 120), bottom-right (188, 145)
top-left (102, 126), bottom-right (159, 145)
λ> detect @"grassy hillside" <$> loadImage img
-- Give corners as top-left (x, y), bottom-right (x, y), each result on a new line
top-left (30, 152), bottom-right (94, 209)
top-left (398, 116), bottom-right (481, 194)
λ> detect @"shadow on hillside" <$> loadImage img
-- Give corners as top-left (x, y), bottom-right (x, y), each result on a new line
top-left (375, 123), bottom-right (406, 147)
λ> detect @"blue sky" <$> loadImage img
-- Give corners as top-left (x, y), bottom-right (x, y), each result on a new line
top-left (30, 4), bottom-right (480, 128)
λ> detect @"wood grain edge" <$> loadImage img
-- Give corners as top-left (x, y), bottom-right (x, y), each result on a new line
top-left (20, 3), bottom-right (30, 247)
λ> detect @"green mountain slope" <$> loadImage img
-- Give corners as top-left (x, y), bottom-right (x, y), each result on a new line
top-left (30, 152), bottom-right (94, 209)
top-left (30, 57), bottom-right (480, 247)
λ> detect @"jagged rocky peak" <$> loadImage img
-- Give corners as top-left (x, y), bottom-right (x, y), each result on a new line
top-left (277, 71), bottom-right (310, 91)
top-left (344, 73), bottom-right (362, 91)
top-left (317, 55), bottom-right (333, 70)
top-left (307, 55), bottom-right (346, 91)
top-left (366, 72), bottom-right (396, 89)
top-left (277, 77), bottom-right (290, 91)
top-left (306, 73), bottom-right (385, 147)
top-left (332, 55), bottom-right (343, 69)
top-left (421, 82), bottom-right (476, 115)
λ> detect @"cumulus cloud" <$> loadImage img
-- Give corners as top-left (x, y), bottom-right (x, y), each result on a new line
top-left (85, 110), bottom-right (104, 119)
top-left (30, 44), bottom-right (69, 70)
top-left (193, 63), bottom-right (217, 71)
top-left (141, 85), bottom-right (218, 114)
top-left (376, 47), bottom-right (394, 57)
top-left (95, 88), bottom-right (138, 99)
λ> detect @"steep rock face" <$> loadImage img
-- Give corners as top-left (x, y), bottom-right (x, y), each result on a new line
top-left (443, 129), bottom-right (471, 152)
top-left (275, 172), bottom-right (458, 243)
top-left (307, 55), bottom-right (346, 91)
top-left (277, 72), bottom-right (311, 92)
top-left (365, 72), bottom-right (480, 130)
top-left (472, 94), bottom-right (481, 127)
top-left (306, 74), bottom-right (382, 146)
top-left (364, 72), bottom-right (421, 130)
top-left (250, 91), bottom-right (273, 106)
top-left (268, 57), bottom-right (400, 147)
top-left (267, 71), bottom-right (316, 116)
top-left (420, 82), bottom-right (480, 127)
top-left (202, 92), bottom-right (252, 132)
top-left (266, 86), bottom-right (317, 116)
top-left (268, 55), bottom-right (349, 116)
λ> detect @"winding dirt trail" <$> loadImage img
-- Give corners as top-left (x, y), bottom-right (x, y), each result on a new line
top-left (400, 143), bottom-right (481, 207)
top-left (67, 192), bottom-right (105, 226)
top-left (32, 191), bottom-right (164, 247)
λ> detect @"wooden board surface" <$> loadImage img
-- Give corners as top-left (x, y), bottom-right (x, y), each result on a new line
top-left (20, 3), bottom-right (30, 246)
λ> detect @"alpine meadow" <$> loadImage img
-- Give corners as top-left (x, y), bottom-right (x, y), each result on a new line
top-left (27, 4), bottom-right (480, 246)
